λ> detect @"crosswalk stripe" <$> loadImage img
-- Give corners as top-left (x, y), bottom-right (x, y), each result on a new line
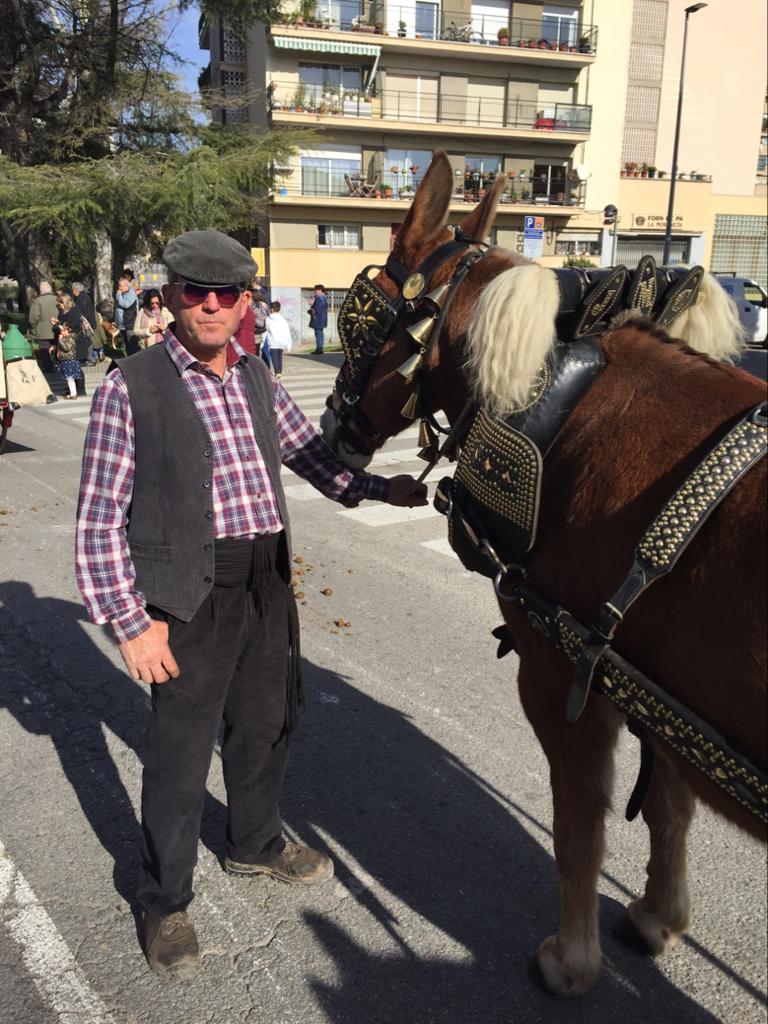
top-left (338, 503), bottom-right (442, 526)
top-left (0, 841), bottom-right (116, 1024)
top-left (420, 537), bottom-right (455, 558)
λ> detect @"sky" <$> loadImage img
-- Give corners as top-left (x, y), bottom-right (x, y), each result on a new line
top-left (164, 4), bottom-right (208, 95)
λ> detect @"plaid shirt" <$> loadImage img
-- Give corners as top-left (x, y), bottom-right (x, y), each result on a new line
top-left (76, 331), bottom-right (389, 643)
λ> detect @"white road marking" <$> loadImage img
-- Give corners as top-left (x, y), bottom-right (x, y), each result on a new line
top-left (338, 504), bottom-right (441, 526)
top-left (420, 537), bottom-right (455, 558)
top-left (0, 840), bottom-right (116, 1024)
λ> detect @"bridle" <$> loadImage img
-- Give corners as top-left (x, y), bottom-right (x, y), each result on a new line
top-left (327, 227), bottom-right (488, 463)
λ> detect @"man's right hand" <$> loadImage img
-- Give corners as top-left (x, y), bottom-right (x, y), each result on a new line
top-left (118, 620), bottom-right (180, 684)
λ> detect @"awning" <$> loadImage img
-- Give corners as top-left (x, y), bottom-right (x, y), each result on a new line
top-left (272, 36), bottom-right (381, 57)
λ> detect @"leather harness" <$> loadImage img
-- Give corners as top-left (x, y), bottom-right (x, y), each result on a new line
top-left (329, 244), bottom-right (768, 825)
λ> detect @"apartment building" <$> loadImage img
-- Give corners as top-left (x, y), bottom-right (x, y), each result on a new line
top-left (199, 0), bottom-right (767, 342)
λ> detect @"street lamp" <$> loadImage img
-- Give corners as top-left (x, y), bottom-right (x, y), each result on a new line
top-left (604, 204), bottom-right (619, 265)
top-left (662, 2), bottom-right (707, 265)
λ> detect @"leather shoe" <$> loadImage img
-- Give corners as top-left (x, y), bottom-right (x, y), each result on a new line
top-left (224, 841), bottom-right (333, 886)
top-left (143, 911), bottom-right (200, 977)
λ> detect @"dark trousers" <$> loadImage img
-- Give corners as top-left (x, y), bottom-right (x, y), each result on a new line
top-left (270, 349), bottom-right (283, 375)
top-left (137, 535), bottom-right (294, 917)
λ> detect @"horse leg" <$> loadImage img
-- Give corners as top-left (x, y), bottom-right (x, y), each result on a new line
top-left (520, 666), bottom-right (621, 997)
top-left (623, 745), bottom-right (695, 955)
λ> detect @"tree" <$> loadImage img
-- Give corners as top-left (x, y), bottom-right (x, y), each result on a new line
top-left (0, 1), bottom-right (306, 302)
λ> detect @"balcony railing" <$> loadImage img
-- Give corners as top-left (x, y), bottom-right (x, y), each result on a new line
top-left (273, 5), bottom-right (598, 53)
top-left (274, 169), bottom-right (586, 207)
top-left (269, 84), bottom-right (592, 133)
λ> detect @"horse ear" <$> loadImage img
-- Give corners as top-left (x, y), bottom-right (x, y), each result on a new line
top-left (396, 151), bottom-right (454, 248)
top-left (458, 176), bottom-right (506, 242)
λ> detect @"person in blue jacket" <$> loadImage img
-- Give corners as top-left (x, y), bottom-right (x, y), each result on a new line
top-left (308, 284), bottom-right (328, 354)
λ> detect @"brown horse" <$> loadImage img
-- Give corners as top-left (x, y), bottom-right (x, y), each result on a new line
top-left (320, 152), bottom-right (767, 996)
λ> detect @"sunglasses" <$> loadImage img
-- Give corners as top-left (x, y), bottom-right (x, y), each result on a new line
top-left (178, 281), bottom-right (243, 308)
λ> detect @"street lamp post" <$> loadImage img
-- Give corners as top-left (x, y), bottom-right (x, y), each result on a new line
top-left (662, 2), bottom-right (707, 265)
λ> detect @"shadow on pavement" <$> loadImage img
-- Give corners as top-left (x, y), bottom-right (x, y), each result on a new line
top-left (280, 660), bottom-right (728, 1024)
top-left (0, 581), bottom-right (227, 909)
top-left (0, 583), bottom-right (750, 1021)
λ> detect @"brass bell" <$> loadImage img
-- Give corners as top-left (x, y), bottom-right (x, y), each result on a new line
top-left (418, 418), bottom-right (438, 449)
top-left (422, 282), bottom-right (451, 311)
top-left (396, 351), bottom-right (424, 382)
top-left (401, 390), bottom-right (421, 420)
top-left (402, 272), bottom-right (426, 301)
top-left (406, 316), bottom-right (436, 348)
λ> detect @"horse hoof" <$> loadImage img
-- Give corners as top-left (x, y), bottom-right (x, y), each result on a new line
top-left (536, 934), bottom-right (600, 997)
top-left (624, 898), bottom-right (687, 957)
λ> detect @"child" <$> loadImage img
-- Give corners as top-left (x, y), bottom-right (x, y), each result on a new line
top-left (53, 322), bottom-right (84, 399)
top-left (264, 301), bottom-right (292, 378)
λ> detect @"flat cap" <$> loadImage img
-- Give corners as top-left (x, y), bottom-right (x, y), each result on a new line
top-left (163, 229), bottom-right (257, 287)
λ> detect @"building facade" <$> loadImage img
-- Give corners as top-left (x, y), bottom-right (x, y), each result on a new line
top-left (200, 0), bottom-right (767, 344)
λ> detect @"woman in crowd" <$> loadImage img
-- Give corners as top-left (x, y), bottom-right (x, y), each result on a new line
top-left (132, 289), bottom-right (171, 348)
top-left (51, 321), bottom-right (84, 400)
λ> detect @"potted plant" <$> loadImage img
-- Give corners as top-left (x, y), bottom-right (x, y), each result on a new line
top-left (399, 185), bottom-right (414, 198)
top-left (578, 34), bottom-right (592, 53)
top-left (382, 184), bottom-right (393, 198)
top-left (521, 188), bottom-right (531, 202)
top-left (657, 170), bottom-right (666, 179)
top-left (640, 162), bottom-right (648, 178)
top-left (647, 165), bottom-right (657, 178)
top-left (497, 27), bottom-right (510, 45)
top-left (374, 21), bottom-right (384, 33)
top-left (292, 84), bottom-right (307, 111)
top-left (397, 19), bottom-right (406, 36)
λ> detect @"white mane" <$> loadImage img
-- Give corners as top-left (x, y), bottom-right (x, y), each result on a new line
top-left (465, 263), bottom-right (746, 414)
top-left (666, 269), bottom-right (747, 362)
top-left (466, 263), bottom-right (560, 415)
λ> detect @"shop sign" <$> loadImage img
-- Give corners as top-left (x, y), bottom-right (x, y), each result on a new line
top-left (632, 214), bottom-right (685, 230)
top-left (523, 215), bottom-right (544, 259)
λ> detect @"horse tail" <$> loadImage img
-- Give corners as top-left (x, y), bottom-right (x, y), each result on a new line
top-left (466, 264), bottom-right (559, 415)
top-left (667, 270), bottom-right (748, 363)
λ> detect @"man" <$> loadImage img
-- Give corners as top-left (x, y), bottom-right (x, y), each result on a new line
top-left (309, 284), bottom-right (328, 354)
top-left (114, 275), bottom-right (140, 354)
top-left (75, 229), bottom-right (427, 978)
top-left (28, 281), bottom-right (58, 373)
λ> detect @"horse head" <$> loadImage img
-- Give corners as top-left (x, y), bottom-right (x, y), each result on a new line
top-left (320, 150), bottom-right (543, 467)
top-left (321, 152), bottom-right (747, 469)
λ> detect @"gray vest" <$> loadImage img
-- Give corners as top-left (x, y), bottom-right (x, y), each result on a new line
top-left (120, 343), bottom-right (292, 621)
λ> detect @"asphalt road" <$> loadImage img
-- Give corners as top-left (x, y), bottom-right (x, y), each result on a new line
top-left (0, 353), bottom-right (765, 1024)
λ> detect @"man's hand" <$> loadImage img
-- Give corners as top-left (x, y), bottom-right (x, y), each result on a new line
top-left (119, 620), bottom-right (180, 684)
top-left (386, 474), bottom-right (429, 508)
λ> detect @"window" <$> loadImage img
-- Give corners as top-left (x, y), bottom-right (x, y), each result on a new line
top-left (542, 4), bottom-right (579, 47)
top-left (301, 146), bottom-right (361, 197)
top-left (555, 230), bottom-right (601, 257)
top-left (318, 224), bottom-right (362, 248)
top-left (415, 1), bottom-right (439, 39)
top-left (316, 0), bottom-right (360, 30)
top-left (533, 162), bottom-right (569, 201)
top-left (465, 154), bottom-right (502, 174)
top-left (382, 148), bottom-right (432, 193)
top-left (299, 64), bottom-right (364, 106)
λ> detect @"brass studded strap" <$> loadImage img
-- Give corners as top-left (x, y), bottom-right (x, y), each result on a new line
top-left (566, 402), bottom-right (767, 723)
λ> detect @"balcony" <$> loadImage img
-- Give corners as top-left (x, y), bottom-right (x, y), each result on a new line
top-left (268, 83), bottom-right (592, 138)
top-left (272, 168), bottom-right (585, 213)
top-left (271, 5), bottom-right (598, 57)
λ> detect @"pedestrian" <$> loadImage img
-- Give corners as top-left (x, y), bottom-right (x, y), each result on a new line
top-left (51, 321), bottom-right (84, 400)
top-left (250, 279), bottom-right (270, 358)
top-left (132, 289), bottom-right (171, 348)
top-left (94, 300), bottom-right (125, 369)
top-left (308, 284), bottom-right (328, 354)
top-left (264, 300), bottom-right (292, 378)
top-left (52, 291), bottom-right (87, 396)
top-left (115, 275), bottom-right (140, 354)
top-left (28, 281), bottom-right (59, 373)
top-left (75, 228), bottom-right (427, 978)
top-left (72, 282), bottom-right (98, 363)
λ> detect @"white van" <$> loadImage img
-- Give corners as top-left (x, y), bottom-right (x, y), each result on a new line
top-left (715, 276), bottom-right (768, 347)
